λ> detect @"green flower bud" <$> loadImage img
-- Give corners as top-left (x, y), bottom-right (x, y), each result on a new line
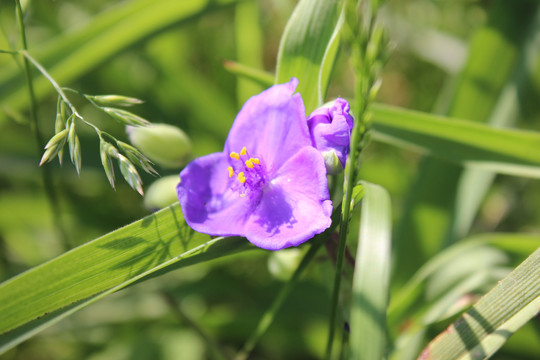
top-left (322, 150), bottom-right (343, 175)
top-left (143, 175), bottom-right (180, 210)
top-left (127, 124), bottom-right (192, 169)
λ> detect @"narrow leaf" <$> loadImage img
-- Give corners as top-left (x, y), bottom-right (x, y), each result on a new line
top-left (275, 0), bottom-right (342, 112)
top-left (350, 181), bottom-right (392, 360)
top-left (0, 203), bottom-right (254, 353)
top-left (371, 104), bottom-right (540, 178)
top-left (419, 247), bottom-right (540, 360)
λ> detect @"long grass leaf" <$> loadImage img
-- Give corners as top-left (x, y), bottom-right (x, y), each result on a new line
top-left (350, 181), bottom-right (392, 359)
top-left (0, 203), bottom-right (253, 354)
top-left (275, 0), bottom-right (342, 112)
top-left (419, 247), bottom-right (540, 360)
top-left (371, 104), bottom-right (540, 178)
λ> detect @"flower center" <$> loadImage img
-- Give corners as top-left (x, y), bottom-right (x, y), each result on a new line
top-left (227, 146), bottom-right (267, 197)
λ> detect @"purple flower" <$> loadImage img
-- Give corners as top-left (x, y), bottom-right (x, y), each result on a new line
top-left (176, 78), bottom-right (333, 250)
top-left (307, 98), bottom-right (353, 174)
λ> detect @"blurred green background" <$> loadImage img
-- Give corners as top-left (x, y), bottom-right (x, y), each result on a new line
top-left (0, 0), bottom-right (539, 359)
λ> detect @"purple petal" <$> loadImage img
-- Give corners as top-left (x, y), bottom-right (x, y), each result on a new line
top-left (176, 152), bottom-right (252, 236)
top-left (244, 146), bottom-right (333, 250)
top-left (225, 78), bottom-right (311, 174)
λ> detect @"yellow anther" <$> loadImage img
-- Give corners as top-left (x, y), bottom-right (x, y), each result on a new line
top-left (251, 158), bottom-right (260, 165)
top-left (238, 172), bottom-right (246, 184)
top-left (228, 166), bottom-right (234, 178)
top-left (240, 147), bottom-right (247, 156)
top-left (230, 152), bottom-right (240, 160)
top-left (245, 160), bottom-right (254, 169)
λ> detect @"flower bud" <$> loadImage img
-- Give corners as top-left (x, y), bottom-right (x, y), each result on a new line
top-left (307, 98), bottom-right (354, 175)
top-left (143, 175), bottom-right (180, 210)
top-left (127, 123), bottom-right (192, 169)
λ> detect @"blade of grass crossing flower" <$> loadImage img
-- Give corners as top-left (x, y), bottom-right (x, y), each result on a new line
top-left (0, 203), bottom-right (253, 354)
top-left (350, 181), bottom-right (392, 360)
top-left (419, 247), bottom-right (540, 360)
top-left (275, 0), bottom-right (342, 112)
top-left (370, 104), bottom-right (540, 179)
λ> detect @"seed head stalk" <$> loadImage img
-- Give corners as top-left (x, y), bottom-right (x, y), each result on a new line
top-left (325, 0), bottom-right (388, 358)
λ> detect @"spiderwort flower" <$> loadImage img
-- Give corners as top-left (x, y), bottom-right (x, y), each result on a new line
top-left (176, 78), bottom-right (333, 250)
top-left (306, 98), bottom-right (353, 174)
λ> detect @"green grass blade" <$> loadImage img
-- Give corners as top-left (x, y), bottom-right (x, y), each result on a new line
top-left (350, 181), bottom-right (392, 360)
top-left (419, 247), bottom-right (540, 360)
top-left (0, 203), bottom-right (253, 354)
top-left (371, 104), bottom-right (540, 178)
top-left (388, 234), bottom-right (539, 331)
top-left (275, 0), bottom-right (342, 112)
top-left (0, 0), bottom-right (240, 123)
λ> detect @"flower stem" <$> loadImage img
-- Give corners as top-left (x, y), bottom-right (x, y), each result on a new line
top-left (235, 209), bottom-right (342, 360)
top-left (235, 239), bottom-right (324, 360)
top-left (15, 0), bottom-right (70, 250)
top-left (325, 0), bottom-right (385, 357)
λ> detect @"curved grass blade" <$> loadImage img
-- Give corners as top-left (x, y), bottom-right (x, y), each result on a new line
top-left (275, 0), bottom-right (343, 112)
top-left (0, 203), bottom-right (253, 354)
top-left (419, 247), bottom-right (540, 360)
top-left (388, 234), bottom-right (540, 330)
top-left (350, 181), bottom-right (392, 360)
top-left (371, 104), bottom-right (540, 178)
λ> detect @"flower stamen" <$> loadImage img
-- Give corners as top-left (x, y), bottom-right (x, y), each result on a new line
top-left (240, 147), bottom-right (247, 156)
top-left (228, 166), bottom-right (234, 178)
top-left (238, 172), bottom-right (246, 184)
top-left (230, 152), bottom-right (240, 160)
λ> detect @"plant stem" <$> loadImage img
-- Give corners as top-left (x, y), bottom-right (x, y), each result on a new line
top-left (15, 0), bottom-right (70, 250)
top-left (235, 208), bottom-right (342, 360)
top-left (325, 0), bottom-right (383, 356)
top-left (161, 292), bottom-right (231, 360)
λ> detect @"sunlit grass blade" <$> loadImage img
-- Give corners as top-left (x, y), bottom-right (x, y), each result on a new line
top-left (275, 0), bottom-right (342, 112)
top-left (388, 233), bottom-right (540, 330)
top-left (0, 203), bottom-right (254, 354)
top-left (0, 0), bottom-right (241, 123)
top-left (371, 104), bottom-right (540, 178)
top-left (419, 247), bottom-right (540, 360)
top-left (350, 181), bottom-right (392, 360)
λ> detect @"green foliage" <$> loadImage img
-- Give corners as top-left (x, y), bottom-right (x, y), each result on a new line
top-left (1, 0), bottom-right (540, 359)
